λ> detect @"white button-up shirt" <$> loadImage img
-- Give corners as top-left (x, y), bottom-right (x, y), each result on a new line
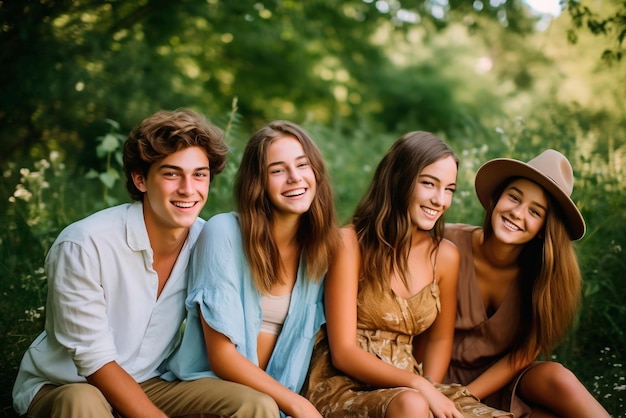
top-left (12, 202), bottom-right (203, 415)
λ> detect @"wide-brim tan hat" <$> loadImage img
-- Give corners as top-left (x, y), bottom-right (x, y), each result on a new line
top-left (475, 149), bottom-right (586, 240)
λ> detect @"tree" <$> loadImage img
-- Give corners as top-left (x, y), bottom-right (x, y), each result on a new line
top-left (566, 0), bottom-right (626, 62)
top-left (0, 0), bottom-right (539, 167)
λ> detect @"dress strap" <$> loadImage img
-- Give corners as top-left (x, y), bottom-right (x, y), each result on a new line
top-left (430, 244), bottom-right (440, 285)
top-left (430, 244), bottom-right (441, 312)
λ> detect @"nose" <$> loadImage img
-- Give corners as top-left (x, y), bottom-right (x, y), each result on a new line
top-left (431, 187), bottom-right (446, 206)
top-left (510, 204), bottom-right (523, 219)
top-left (178, 176), bottom-right (194, 195)
top-left (287, 167), bottom-right (302, 183)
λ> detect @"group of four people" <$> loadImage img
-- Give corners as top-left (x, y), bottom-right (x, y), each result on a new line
top-left (12, 109), bottom-right (610, 417)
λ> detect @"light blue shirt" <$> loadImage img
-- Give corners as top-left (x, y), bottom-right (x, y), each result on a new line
top-left (163, 212), bottom-right (325, 399)
top-left (12, 202), bottom-right (204, 416)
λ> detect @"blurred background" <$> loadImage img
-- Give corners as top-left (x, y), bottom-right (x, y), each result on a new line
top-left (1, 0), bottom-right (624, 416)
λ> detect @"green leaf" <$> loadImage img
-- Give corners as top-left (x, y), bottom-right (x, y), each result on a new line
top-left (99, 169), bottom-right (120, 189)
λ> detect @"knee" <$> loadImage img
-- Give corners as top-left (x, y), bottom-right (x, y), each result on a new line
top-left (238, 391), bottom-right (279, 418)
top-left (533, 362), bottom-right (582, 395)
top-left (386, 390), bottom-right (429, 418)
top-left (543, 362), bottom-right (578, 388)
top-left (52, 383), bottom-right (111, 415)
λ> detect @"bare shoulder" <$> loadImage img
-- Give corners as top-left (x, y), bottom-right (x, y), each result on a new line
top-left (339, 225), bottom-right (358, 247)
top-left (438, 238), bottom-right (460, 267)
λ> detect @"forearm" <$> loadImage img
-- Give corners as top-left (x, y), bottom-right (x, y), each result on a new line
top-left (86, 361), bottom-right (166, 418)
top-left (466, 354), bottom-right (531, 399)
top-left (421, 338), bottom-right (452, 383)
top-left (331, 344), bottom-right (430, 391)
top-left (212, 352), bottom-right (306, 414)
top-left (203, 319), bottom-right (310, 416)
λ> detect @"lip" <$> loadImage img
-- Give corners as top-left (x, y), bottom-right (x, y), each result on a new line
top-left (502, 216), bottom-right (522, 231)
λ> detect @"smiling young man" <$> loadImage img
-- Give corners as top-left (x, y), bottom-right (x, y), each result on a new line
top-left (12, 109), bottom-right (280, 418)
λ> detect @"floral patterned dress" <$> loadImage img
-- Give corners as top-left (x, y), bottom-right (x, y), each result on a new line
top-left (304, 270), bottom-right (440, 417)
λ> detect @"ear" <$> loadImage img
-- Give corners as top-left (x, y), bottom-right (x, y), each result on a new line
top-left (132, 171), bottom-right (147, 193)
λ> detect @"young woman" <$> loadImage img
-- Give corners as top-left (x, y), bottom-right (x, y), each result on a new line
top-left (443, 149), bottom-right (611, 417)
top-left (164, 120), bottom-right (340, 418)
top-left (304, 132), bottom-right (511, 418)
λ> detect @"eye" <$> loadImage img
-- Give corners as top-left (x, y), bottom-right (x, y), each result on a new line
top-left (269, 167), bottom-right (284, 174)
top-left (297, 161), bottom-right (310, 168)
top-left (446, 186), bottom-right (456, 193)
top-left (164, 171), bottom-right (179, 177)
top-left (194, 171), bottom-right (209, 178)
top-left (421, 180), bottom-right (434, 187)
top-left (508, 193), bottom-right (520, 202)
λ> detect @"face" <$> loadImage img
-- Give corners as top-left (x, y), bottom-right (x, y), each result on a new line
top-left (265, 135), bottom-right (317, 219)
top-left (132, 146), bottom-right (210, 234)
top-left (491, 178), bottom-right (548, 245)
top-left (409, 155), bottom-right (457, 231)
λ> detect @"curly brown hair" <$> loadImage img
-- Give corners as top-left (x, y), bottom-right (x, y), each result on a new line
top-left (123, 108), bottom-right (228, 201)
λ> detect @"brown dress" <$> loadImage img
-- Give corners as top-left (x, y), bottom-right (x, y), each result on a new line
top-left (444, 223), bottom-right (537, 417)
top-left (304, 251), bottom-right (511, 418)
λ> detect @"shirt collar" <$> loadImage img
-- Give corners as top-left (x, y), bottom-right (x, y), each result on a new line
top-left (126, 201), bottom-right (151, 252)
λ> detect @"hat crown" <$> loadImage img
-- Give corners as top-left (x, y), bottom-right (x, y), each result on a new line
top-left (526, 149), bottom-right (574, 197)
top-left (474, 148), bottom-right (586, 240)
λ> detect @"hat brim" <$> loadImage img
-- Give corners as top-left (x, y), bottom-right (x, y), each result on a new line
top-left (475, 158), bottom-right (586, 240)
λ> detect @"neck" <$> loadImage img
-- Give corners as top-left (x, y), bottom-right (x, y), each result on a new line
top-left (475, 229), bottom-right (521, 269)
top-left (272, 214), bottom-right (300, 249)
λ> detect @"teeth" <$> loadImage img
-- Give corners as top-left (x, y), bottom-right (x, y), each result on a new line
top-left (173, 201), bottom-right (195, 208)
top-left (503, 218), bottom-right (520, 231)
top-left (423, 207), bottom-right (437, 216)
top-left (283, 188), bottom-right (305, 197)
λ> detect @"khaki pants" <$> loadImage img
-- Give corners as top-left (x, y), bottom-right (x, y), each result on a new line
top-left (27, 377), bottom-right (280, 418)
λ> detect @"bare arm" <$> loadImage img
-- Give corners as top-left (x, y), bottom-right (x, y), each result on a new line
top-left (201, 316), bottom-right (320, 418)
top-left (86, 362), bottom-right (167, 418)
top-left (421, 239), bottom-right (460, 383)
top-left (325, 228), bottom-right (463, 418)
top-left (466, 351), bottom-right (534, 400)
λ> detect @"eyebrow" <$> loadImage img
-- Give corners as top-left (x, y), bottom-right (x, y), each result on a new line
top-left (419, 173), bottom-right (456, 187)
top-left (157, 164), bottom-right (211, 172)
top-left (267, 154), bottom-right (308, 168)
top-left (508, 185), bottom-right (548, 211)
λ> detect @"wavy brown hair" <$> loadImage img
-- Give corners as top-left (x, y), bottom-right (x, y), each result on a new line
top-left (483, 178), bottom-right (582, 362)
top-left (235, 120), bottom-right (340, 294)
top-left (352, 131), bottom-right (458, 291)
top-left (123, 108), bottom-right (228, 201)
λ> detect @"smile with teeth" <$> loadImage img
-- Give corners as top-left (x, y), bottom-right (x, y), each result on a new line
top-left (422, 207), bottom-right (438, 216)
top-left (173, 201), bottom-right (196, 208)
top-left (283, 188), bottom-right (306, 197)
top-left (503, 217), bottom-right (521, 231)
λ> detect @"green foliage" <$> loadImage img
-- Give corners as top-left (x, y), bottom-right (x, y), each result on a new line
top-left (85, 119), bottom-right (125, 206)
top-left (0, 0), bottom-right (538, 168)
top-left (566, 0), bottom-right (626, 62)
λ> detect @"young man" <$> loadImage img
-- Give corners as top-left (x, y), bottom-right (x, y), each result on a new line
top-left (12, 109), bottom-right (279, 418)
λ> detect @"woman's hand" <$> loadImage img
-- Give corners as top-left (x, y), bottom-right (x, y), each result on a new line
top-left (423, 386), bottom-right (464, 418)
top-left (410, 377), bottom-right (464, 418)
top-left (283, 394), bottom-right (322, 418)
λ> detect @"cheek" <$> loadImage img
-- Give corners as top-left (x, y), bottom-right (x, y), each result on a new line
top-left (532, 218), bottom-right (546, 233)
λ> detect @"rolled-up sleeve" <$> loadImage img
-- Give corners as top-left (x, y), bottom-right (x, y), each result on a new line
top-left (186, 213), bottom-right (250, 351)
top-left (46, 241), bottom-right (117, 377)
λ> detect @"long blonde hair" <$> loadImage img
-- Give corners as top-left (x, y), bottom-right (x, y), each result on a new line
top-left (484, 179), bottom-right (582, 361)
top-left (352, 131), bottom-right (458, 290)
top-left (235, 121), bottom-right (340, 294)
